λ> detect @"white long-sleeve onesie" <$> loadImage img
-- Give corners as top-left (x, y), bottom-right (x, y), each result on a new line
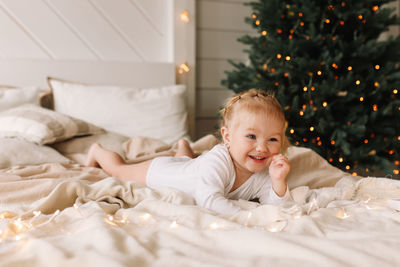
top-left (146, 144), bottom-right (291, 215)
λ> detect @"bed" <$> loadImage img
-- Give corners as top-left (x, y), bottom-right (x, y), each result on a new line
top-left (1, 1), bottom-right (400, 266)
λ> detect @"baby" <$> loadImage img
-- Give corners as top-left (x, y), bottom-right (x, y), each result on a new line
top-left (86, 89), bottom-right (291, 215)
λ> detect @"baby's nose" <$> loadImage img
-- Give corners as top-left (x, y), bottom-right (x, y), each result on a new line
top-left (256, 142), bottom-right (268, 152)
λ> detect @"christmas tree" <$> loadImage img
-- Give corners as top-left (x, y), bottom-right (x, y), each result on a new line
top-left (222, 0), bottom-right (400, 178)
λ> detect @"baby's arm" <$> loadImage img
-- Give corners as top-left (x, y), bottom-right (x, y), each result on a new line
top-left (269, 154), bottom-right (290, 197)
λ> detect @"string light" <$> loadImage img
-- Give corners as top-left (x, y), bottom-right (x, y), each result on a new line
top-left (178, 62), bottom-right (190, 74)
top-left (373, 104), bottom-right (378, 111)
top-left (372, 6), bottom-right (379, 12)
top-left (325, 19), bottom-right (331, 24)
top-left (374, 82), bottom-right (379, 87)
top-left (285, 56), bottom-right (291, 61)
top-left (360, 97), bottom-right (364, 102)
top-left (375, 65), bottom-right (380, 70)
top-left (180, 10), bottom-right (190, 23)
top-left (393, 89), bottom-right (398, 94)
top-left (170, 221), bottom-right (178, 229)
top-left (252, 13), bottom-right (257, 19)
top-left (317, 70), bottom-right (322, 75)
top-left (355, 80), bottom-right (360, 85)
top-left (255, 20), bottom-right (260, 26)
top-left (347, 66), bottom-right (352, 71)
top-left (261, 30), bottom-right (267, 36)
top-left (322, 101), bottom-right (328, 107)
top-left (276, 53), bottom-right (282, 59)
top-left (358, 15), bottom-right (363, 20)
top-left (336, 209), bottom-right (350, 219)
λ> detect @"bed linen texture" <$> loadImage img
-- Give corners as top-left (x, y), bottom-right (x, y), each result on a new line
top-left (0, 136), bottom-right (399, 267)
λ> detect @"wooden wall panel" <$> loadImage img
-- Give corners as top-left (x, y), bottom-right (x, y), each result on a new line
top-left (93, 0), bottom-right (170, 62)
top-left (0, 7), bottom-right (49, 58)
top-left (197, 30), bottom-right (247, 60)
top-left (197, 1), bottom-right (251, 31)
top-left (195, 0), bottom-right (252, 139)
top-left (1, 0), bottom-right (96, 59)
top-left (46, 0), bottom-right (141, 61)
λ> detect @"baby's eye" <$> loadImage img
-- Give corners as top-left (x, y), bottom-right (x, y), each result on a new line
top-left (269, 138), bottom-right (278, 142)
top-left (247, 134), bottom-right (256, 140)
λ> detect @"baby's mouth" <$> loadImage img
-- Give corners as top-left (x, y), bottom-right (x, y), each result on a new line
top-left (249, 155), bottom-right (266, 161)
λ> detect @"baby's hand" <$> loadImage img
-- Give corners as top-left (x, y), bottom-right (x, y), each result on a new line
top-left (269, 154), bottom-right (290, 196)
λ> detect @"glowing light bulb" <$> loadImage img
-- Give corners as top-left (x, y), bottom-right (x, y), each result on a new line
top-left (285, 56), bottom-right (291, 61)
top-left (180, 10), bottom-right (190, 23)
top-left (178, 62), bottom-right (190, 74)
top-left (355, 80), bottom-right (360, 85)
top-left (261, 30), bottom-right (267, 36)
top-left (170, 221), bottom-right (178, 229)
top-left (322, 101), bottom-right (328, 107)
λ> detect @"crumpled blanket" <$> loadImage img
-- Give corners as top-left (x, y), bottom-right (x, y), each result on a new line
top-left (1, 136), bottom-right (400, 267)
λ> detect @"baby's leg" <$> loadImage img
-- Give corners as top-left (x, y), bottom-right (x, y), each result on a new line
top-left (175, 139), bottom-right (194, 158)
top-left (85, 143), bottom-right (151, 183)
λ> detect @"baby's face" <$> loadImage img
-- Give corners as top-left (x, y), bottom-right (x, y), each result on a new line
top-left (222, 109), bottom-right (284, 177)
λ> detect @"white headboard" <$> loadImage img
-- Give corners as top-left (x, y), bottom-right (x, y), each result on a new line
top-left (0, 0), bottom-right (195, 136)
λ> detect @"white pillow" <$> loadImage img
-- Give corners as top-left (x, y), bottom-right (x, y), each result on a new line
top-left (0, 86), bottom-right (41, 112)
top-left (0, 137), bottom-right (70, 169)
top-left (0, 104), bottom-right (103, 145)
top-left (48, 78), bottom-right (189, 144)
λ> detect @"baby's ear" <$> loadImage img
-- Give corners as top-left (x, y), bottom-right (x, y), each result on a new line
top-left (220, 126), bottom-right (230, 143)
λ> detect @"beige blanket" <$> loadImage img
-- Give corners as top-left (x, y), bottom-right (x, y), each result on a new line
top-left (1, 136), bottom-right (400, 266)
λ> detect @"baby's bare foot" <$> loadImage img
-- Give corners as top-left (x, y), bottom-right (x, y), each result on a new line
top-left (175, 138), bottom-right (194, 158)
top-left (85, 143), bottom-right (101, 167)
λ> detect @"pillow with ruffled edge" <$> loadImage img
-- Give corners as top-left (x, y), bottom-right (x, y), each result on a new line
top-left (0, 104), bottom-right (104, 145)
top-left (48, 77), bottom-right (189, 144)
top-left (0, 86), bottom-right (42, 112)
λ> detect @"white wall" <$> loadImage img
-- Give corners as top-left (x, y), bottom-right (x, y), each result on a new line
top-left (195, 0), bottom-right (253, 139)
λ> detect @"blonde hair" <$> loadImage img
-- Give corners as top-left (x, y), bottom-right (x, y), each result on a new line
top-left (219, 89), bottom-right (290, 152)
